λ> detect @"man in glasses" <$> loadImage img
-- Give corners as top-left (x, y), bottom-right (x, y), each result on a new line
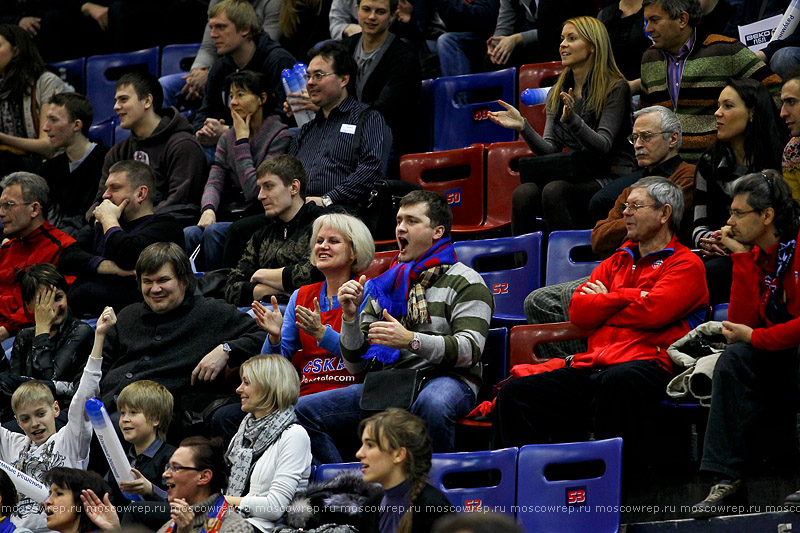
top-left (493, 177), bottom-right (708, 474)
top-left (525, 106), bottom-right (695, 358)
top-left (288, 41), bottom-right (389, 212)
top-left (0, 172), bottom-right (74, 341)
top-left (639, 0), bottom-right (779, 162)
top-left (691, 170), bottom-right (800, 518)
top-left (590, 105), bottom-right (696, 250)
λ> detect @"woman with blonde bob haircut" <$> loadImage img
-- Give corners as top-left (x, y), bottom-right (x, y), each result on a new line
top-left (224, 354), bottom-right (311, 532)
top-left (489, 15), bottom-right (635, 234)
top-left (253, 213), bottom-right (375, 396)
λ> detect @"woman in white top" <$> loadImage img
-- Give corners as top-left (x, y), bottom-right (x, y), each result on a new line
top-left (224, 354), bottom-right (311, 532)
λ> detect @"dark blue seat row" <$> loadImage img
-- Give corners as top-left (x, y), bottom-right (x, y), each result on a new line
top-left (311, 438), bottom-right (623, 532)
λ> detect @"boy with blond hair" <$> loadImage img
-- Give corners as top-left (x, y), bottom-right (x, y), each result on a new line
top-left (109, 380), bottom-right (176, 503)
top-left (4, 306), bottom-right (115, 532)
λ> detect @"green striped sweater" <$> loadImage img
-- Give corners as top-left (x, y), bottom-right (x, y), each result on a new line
top-left (340, 262), bottom-right (494, 393)
top-left (640, 33), bottom-right (781, 162)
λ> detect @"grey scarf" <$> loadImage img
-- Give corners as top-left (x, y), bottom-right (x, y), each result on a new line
top-left (224, 407), bottom-right (297, 497)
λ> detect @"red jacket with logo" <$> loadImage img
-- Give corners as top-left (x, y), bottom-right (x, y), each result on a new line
top-left (568, 234), bottom-right (708, 372)
top-left (728, 226), bottom-right (800, 351)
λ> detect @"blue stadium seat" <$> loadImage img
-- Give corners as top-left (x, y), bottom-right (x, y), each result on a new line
top-left (88, 118), bottom-right (115, 147)
top-left (86, 46), bottom-right (160, 124)
top-left (545, 230), bottom-right (601, 286)
top-left (160, 43), bottom-right (201, 76)
top-left (431, 68), bottom-right (517, 151)
top-left (314, 448), bottom-right (517, 514)
top-left (712, 303), bottom-right (729, 322)
top-left (2, 337), bottom-right (13, 360)
top-left (454, 232), bottom-right (544, 326)
top-left (313, 462), bottom-right (361, 483)
top-left (115, 121), bottom-right (131, 144)
top-left (516, 438), bottom-right (623, 533)
top-left (428, 447), bottom-right (518, 513)
top-left (49, 57), bottom-right (86, 93)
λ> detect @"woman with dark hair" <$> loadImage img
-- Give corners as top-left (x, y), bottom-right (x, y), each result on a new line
top-left (43, 467), bottom-right (110, 533)
top-left (0, 25), bottom-right (71, 175)
top-left (2, 264), bottom-right (93, 416)
top-left (357, 409), bottom-right (452, 533)
top-left (83, 436), bottom-right (253, 533)
top-left (694, 78), bottom-right (788, 303)
top-left (187, 70), bottom-right (291, 271)
top-left (488, 16), bottom-right (635, 233)
top-left (0, 469), bottom-right (21, 533)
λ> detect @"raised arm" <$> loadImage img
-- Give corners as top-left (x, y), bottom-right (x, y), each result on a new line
top-left (562, 79), bottom-right (631, 155)
top-left (63, 307), bottom-right (115, 465)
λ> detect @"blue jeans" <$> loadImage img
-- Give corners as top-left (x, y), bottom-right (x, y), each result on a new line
top-left (296, 376), bottom-right (476, 463)
top-left (211, 402), bottom-right (246, 443)
top-left (184, 222), bottom-right (232, 272)
top-left (436, 32), bottom-right (486, 77)
top-left (160, 73), bottom-right (185, 109)
top-left (770, 47), bottom-right (800, 79)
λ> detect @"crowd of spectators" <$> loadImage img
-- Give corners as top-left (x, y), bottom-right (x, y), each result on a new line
top-left (1, 0), bottom-right (800, 529)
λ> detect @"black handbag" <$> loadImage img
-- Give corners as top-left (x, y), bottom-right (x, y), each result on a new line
top-left (518, 151), bottom-right (601, 185)
top-left (359, 358), bottom-right (440, 418)
top-left (359, 179), bottom-right (421, 240)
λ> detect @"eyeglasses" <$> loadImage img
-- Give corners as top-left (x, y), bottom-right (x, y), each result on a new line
top-left (308, 71), bottom-right (337, 81)
top-left (728, 207), bottom-right (758, 219)
top-left (164, 463), bottom-right (204, 473)
top-left (627, 131), bottom-right (667, 144)
top-left (0, 201), bottom-right (31, 212)
top-left (622, 202), bottom-right (657, 212)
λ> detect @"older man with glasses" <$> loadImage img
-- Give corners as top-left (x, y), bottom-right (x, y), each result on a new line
top-left (524, 106), bottom-right (696, 359)
top-left (493, 176), bottom-right (708, 475)
top-left (588, 105), bottom-right (695, 234)
top-left (0, 172), bottom-right (74, 341)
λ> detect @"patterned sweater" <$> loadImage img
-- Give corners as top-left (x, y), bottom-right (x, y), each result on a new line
top-left (783, 136), bottom-right (800, 202)
top-left (691, 145), bottom-right (749, 247)
top-left (3, 357), bottom-right (101, 533)
top-left (224, 202), bottom-right (325, 306)
top-left (340, 262), bottom-right (494, 393)
top-left (640, 32), bottom-right (781, 162)
top-left (201, 115), bottom-right (291, 215)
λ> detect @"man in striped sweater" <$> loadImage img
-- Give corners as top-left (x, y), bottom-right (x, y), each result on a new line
top-left (295, 191), bottom-right (494, 462)
top-left (639, 0), bottom-right (781, 162)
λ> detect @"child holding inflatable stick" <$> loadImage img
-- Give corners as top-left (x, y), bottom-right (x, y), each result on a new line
top-left (104, 381), bottom-right (176, 505)
top-left (0, 306), bottom-right (114, 532)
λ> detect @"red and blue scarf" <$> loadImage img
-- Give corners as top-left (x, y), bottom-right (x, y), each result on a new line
top-left (363, 238), bottom-right (456, 363)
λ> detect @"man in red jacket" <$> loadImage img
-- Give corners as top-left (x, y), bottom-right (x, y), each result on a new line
top-left (0, 172), bottom-right (75, 341)
top-left (692, 170), bottom-right (800, 518)
top-left (492, 177), bottom-right (708, 468)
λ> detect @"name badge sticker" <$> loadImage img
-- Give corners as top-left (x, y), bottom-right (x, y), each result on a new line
top-left (340, 124), bottom-right (357, 134)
